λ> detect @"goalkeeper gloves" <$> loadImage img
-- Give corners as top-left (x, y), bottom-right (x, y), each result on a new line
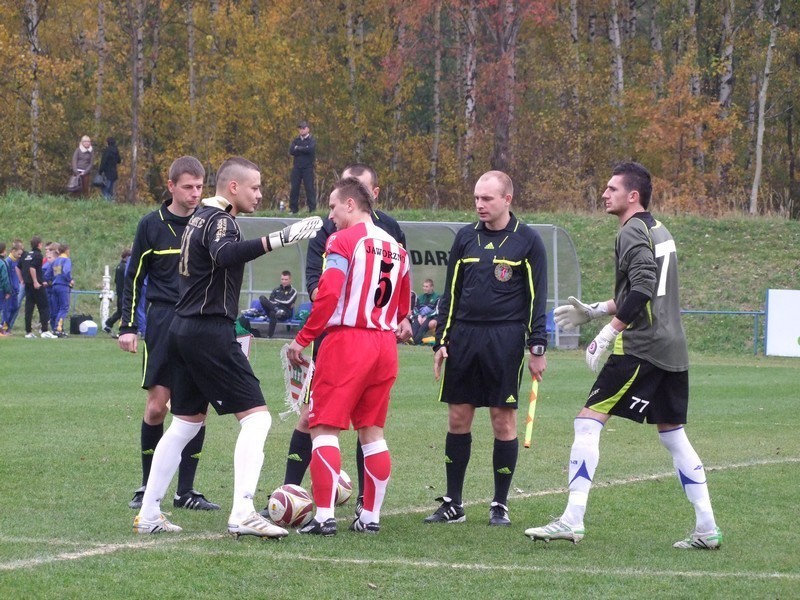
top-left (585, 323), bottom-right (620, 373)
top-left (553, 296), bottom-right (608, 330)
top-left (267, 216), bottom-right (323, 251)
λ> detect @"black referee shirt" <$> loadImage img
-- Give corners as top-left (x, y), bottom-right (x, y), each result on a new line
top-left (435, 213), bottom-right (549, 349)
top-left (120, 200), bottom-right (190, 334)
top-left (175, 204), bottom-right (266, 321)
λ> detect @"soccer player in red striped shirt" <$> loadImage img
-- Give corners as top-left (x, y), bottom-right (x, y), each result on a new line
top-left (287, 177), bottom-right (411, 536)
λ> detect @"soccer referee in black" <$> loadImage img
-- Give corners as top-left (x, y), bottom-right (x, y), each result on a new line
top-left (424, 170), bottom-right (548, 527)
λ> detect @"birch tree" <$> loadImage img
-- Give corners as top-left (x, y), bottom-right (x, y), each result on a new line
top-left (483, 0), bottom-right (522, 173)
top-left (715, 0), bottom-right (735, 191)
top-left (750, 0), bottom-right (781, 214)
top-left (124, 0), bottom-right (147, 203)
top-left (23, 0), bottom-right (46, 193)
top-left (608, 0), bottom-right (624, 107)
top-left (452, 0), bottom-right (478, 183)
top-left (429, 0), bottom-right (442, 208)
top-left (94, 1), bottom-right (107, 133)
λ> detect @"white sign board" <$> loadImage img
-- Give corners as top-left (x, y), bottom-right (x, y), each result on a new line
top-left (765, 289), bottom-right (800, 357)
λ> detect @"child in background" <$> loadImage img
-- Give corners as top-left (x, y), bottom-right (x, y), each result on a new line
top-left (51, 243), bottom-right (74, 337)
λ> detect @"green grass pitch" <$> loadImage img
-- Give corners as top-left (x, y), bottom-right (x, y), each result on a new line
top-left (0, 336), bottom-right (797, 598)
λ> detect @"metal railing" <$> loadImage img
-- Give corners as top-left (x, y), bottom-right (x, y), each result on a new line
top-left (680, 309), bottom-right (765, 355)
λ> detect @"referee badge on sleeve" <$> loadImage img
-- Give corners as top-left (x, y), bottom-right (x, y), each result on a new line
top-left (494, 264), bottom-right (512, 282)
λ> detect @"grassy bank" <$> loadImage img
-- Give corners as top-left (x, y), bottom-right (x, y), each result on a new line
top-left (2, 190), bottom-right (798, 353)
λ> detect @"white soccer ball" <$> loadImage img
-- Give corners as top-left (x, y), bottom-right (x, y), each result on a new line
top-left (335, 469), bottom-right (353, 506)
top-left (79, 320), bottom-right (98, 336)
top-left (267, 484), bottom-right (313, 528)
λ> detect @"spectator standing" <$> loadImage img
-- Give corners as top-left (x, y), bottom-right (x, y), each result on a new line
top-left (288, 120), bottom-right (316, 213)
top-left (424, 170), bottom-right (548, 527)
top-left (71, 135), bottom-right (94, 197)
top-left (51, 243), bottom-right (74, 337)
top-left (0, 243), bottom-right (11, 335)
top-left (21, 236), bottom-right (56, 338)
top-left (104, 248), bottom-right (131, 338)
top-left (43, 242), bottom-right (58, 333)
top-left (258, 270), bottom-right (297, 339)
top-left (98, 137), bottom-right (122, 201)
top-left (2, 240), bottom-right (24, 334)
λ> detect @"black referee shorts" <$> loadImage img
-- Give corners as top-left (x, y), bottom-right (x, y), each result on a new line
top-left (141, 303), bottom-right (175, 389)
top-left (438, 321), bottom-right (527, 408)
top-left (586, 354), bottom-right (689, 424)
top-left (168, 315), bottom-right (266, 416)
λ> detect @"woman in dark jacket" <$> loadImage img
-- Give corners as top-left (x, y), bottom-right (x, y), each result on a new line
top-left (98, 137), bottom-right (122, 201)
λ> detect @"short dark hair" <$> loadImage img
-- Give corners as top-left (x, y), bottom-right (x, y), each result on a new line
top-left (281, 270), bottom-right (291, 277)
top-left (612, 161), bottom-right (652, 209)
top-left (332, 177), bottom-right (373, 212)
top-left (0, 242), bottom-right (6, 254)
top-left (107, 137), bottom-right (116, 146)
top-left (30, 236), bottom-right (42, 249)
top-left (168, 156), bottom-right (205, 183)
top-left (342, 163), bottom-right (378, 189)
top-left (216, 157), bottom-right (260, 191)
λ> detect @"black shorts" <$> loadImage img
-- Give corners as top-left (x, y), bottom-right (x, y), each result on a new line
top-left (141, 303), bottom-right (175, 389)
top-left (439, 321), bottom-right (526, 408)
top-left (169, 315), bottom-right (265, 416)
top-left (586, 354), bottom-right (689, 424)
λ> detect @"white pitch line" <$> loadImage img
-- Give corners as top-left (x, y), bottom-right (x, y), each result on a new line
top-left (1, 455), bottom-right (798, 575)
top-left (381, 455), bottom-right (800, 517)
top-left (173, 547), bottom-right (800, 582)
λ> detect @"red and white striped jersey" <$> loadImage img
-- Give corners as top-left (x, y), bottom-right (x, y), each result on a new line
top-left (295, 221), bottom-right (410, 346)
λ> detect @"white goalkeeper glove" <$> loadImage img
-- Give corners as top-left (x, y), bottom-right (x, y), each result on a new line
top-left (553, 296), bottom-right (609, 331)
top-left (267, 216), bottom-right (323, 251)
top-left (585, 323), bottom-right (620, 373)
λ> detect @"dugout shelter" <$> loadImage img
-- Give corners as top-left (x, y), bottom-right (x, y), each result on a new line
top-left (237, 217), bottom-right (581, 349)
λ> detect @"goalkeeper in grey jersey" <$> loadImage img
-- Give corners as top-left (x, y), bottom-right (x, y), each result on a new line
top-left (524, 162), bottom-right (722, 550)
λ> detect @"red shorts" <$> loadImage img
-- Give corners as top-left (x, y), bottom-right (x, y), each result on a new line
top-left (308, 327), bottom-right (398, 430)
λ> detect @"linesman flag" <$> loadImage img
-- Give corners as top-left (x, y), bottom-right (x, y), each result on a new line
top-left (523, 379), bottom-right (539, 449)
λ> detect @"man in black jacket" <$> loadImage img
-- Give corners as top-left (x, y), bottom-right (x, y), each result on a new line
top-left (22, 236), bottom-right (55, 338)
top-left (98, 137), bottom-right (122, 201)
top-left (288, 120), bottom-right (316, 213)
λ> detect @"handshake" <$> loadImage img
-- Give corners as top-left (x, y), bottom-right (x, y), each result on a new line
top-left (266, 216), bottom-right (323, 252)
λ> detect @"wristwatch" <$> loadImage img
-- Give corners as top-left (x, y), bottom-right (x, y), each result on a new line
top-left (530, 344), bottom-right (546, 356)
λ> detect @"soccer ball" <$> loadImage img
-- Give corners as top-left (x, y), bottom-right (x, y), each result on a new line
top-left (267, 484), bottom-right (313, 528)
top-left (335, 469), bottom-right (353, 506)
top-left (78, 320), bottom-right (98, 336)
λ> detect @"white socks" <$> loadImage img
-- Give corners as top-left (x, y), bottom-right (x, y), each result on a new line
top-left (659, 426), bottom-right (717, 532)
top-left (561, 417), bottom-right (604, 527)
top-left (230, 411), bottom-right (272, 522)
top-left (140, 417), bottom-right (203, 521)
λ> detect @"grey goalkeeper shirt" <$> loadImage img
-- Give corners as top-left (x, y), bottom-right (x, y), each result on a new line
top-left (612, 212), bottom-right (689, 372)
